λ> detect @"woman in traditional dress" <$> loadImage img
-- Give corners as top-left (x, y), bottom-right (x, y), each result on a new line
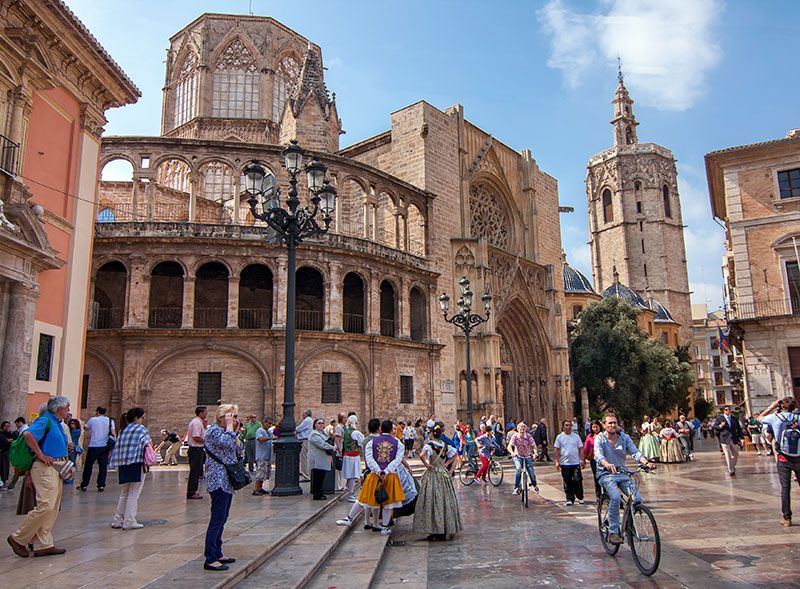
top-left (413, 424), bottom-right (462, 541)
top-left (356, 420), bottom-right (405, 535)
top-left (341, 414), bottom-right (364, 503)
top-left (659, 420), bottom-right (685, 463)
top-left (638, 415), bottom-right (661, 461)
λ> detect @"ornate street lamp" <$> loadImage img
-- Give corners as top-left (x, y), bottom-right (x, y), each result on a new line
top-left (244, 140), bottom-right (336, 496)
top-left (439, 276), bottom-right (491, 427)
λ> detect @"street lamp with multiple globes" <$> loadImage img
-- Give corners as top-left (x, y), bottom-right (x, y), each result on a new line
top-left (438, 277), bottom-right (491, 428)
top-left (243, 139), bottom-right (336, 496)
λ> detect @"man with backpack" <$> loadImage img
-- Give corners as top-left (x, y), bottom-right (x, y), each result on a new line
top-left (757, 396), bottom-right (800, 527)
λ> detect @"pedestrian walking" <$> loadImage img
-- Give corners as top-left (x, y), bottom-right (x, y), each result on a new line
top-left (554, 420), bottom-right (585, 505)
top-left (413, 424), bottom-right (462, 541)
top-left (7, 396), bottom-right (73, 558)
top-left (79, 406), bottom-right (115, 492)
top-left (402, 420), bottom-right (416, 458)
top-left (241, 414), bottom-right (261, 473)
top-left (187, 405), bottom-right (207, 500)
top-left (252, 418), bottom-right (274, 495)
top-left (533, 418), bottom-right (550, 462)
top-left (714, 406), bottom-right (743, 477)
top-left (309, 417), bottom-right (335, 500)
top-left (109, 407), bottom-right (153, 530)
top-left (756, 397), bottom-right (800, 526)
top-left (296, 409), bottom-right (313, 481)
top-left (202, 404), bottom-right (242, 571)
top-left (584, 420), bottom-right (602, 497)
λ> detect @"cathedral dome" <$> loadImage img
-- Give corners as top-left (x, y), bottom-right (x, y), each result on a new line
top-left (601, 282), bottom-right (647, 309)
top-left (645, 298), bottom-right (676, 323)
top-left (563, 262), bottom-right (595, 294)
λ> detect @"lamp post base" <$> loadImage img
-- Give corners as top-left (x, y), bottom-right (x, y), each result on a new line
top-left (271, 435), bottom-right (303, 496)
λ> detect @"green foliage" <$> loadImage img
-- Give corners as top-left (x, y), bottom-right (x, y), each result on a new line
top-left (692, 396), bottom-right (715, 421)
top-left (570, 297), bottom-right (694, 427)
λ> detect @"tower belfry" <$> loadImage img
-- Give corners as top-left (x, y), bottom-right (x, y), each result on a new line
top-left (585, 72), bottom-right (692, 342)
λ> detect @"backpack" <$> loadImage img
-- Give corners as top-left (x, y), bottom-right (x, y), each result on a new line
top-left (777, 412), bottom-right (800, 458)
top-left (9, 419), bottom-right (51, 472)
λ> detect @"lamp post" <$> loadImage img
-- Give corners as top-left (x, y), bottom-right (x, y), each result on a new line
top-left (243, 140), bottom-right (336, 496)
top-left (439, 277), bottom-right (491, 427)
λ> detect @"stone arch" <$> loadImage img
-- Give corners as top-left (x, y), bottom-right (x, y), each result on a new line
top-left (85, 346), bottom-right (121, 393)
top-left (151, 153), bottom-right (194, 176)
top-left (209, 33), bottom-right (264, 70)
top-left (94, 261), bottom-right (127, 329)
top-left (91, 257), bottom-right (129, 278)
top-left (189, 257), bottom-right (233, 276)
top-left (377, 190), bottom-right (398, 247)
top-left (82, 348), bottom-right (120, 421)
top-left (146, 257), bottom-right (189, 277)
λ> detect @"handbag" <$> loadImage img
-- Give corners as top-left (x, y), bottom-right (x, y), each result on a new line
top-left (105, 416), bottom-right (116, 453)
top-left (374, 484), bottom-right (389, 505)
top-left (143, 443), bottom-right (158, 467)
top-left (205, 447), bottom-right (251, 491)
top-left (333, 454), bottom-right (343, 471)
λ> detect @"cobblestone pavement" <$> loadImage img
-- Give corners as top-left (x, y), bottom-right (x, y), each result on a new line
top-left (375, 439), bottom-right (800, 588)
top-left (0, 439), bottom-right (798, 588)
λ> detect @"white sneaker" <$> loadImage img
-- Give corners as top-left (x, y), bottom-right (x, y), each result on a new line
top-left (347, 496), bottom-right (357, 503)
top-left (565, 501), bottom-right (574, 506)
top-left (123, 523), bottom-right (144, 530)
top-left (380, 526), bottom-right (392, 536)
top-left (336, 517), bottom-right (353, 526)
top-left (512, 488), bottom-right (520, 495)
top-left (110, 522), bottom-right (123, 529)
top-left (757, 452), bottom-right (762, 455)
top-left (578, 499), bottom-right (585, 505)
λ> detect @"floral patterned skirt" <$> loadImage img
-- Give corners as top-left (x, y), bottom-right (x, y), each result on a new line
top-left (412, 466), bottom-right (463, 536)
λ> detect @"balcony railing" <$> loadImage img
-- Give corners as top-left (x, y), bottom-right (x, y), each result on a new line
top-left (239, 308), bottom-right (272, 329)
top-left (296, 309), bottom-right (323, 331)
top-left (728, 298), bottom-right (800, 321)
top-left (0, 133), bottom-right (19, 176)
top-left (343, 313), bottom-right (364, 334)
top-left (148, 307), bottom-right (182, 328)
top-left (94, 307), bottom-right (124, 329)
top-left (380, 318), bottom-right (395, 337)
top-left (194, 307), bottom-right (227, 328)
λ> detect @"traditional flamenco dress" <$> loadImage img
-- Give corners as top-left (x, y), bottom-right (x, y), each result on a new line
top-left (412, 440), bottom-right (463, 538)
top-left (638, 421), bottom-right (661, 461)
top-left (659, 427), bottom-right (685, 463)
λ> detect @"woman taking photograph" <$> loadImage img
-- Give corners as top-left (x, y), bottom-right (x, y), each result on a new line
top-left (308, 416), bottom-right (335, 500)
top-left (203, 404), bottom-right (242, 571)
top-left (413, 424), bottom-right (462, 541)
top-left (108, 407), bottom-right (152, 530)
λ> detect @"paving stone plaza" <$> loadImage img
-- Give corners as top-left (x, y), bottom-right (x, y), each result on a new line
top-left (1, 441), bottom-right (798, 588)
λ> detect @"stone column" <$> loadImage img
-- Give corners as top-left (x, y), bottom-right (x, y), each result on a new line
top-left (232, 174), bottom-right (241, 225)
top-left (188, 172), bottom-right (198, 222)
top-left (0, 282), bottom-right (38, 420)
top-left (227, 275), bottom-right (240, 328)
top-left (127, 259), bottom-right (150, 328)
top-left (399, 276), bottom-right (410, 339)
top-left (368, 270), bottom-right (380, 335)
top-left (273, 255), bottom-right (287, 330)
top-left (182, 275), bottom-right (195, 328)
top-left (9, 86), bottom-right (33, 158)
top-left (327, 262), bottom-right (343, 332)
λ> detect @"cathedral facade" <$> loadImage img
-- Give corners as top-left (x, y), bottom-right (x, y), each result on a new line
top-left (585, 73), bottom-right (692, 343)
top-left (83, 14), bottom-right (571, 434)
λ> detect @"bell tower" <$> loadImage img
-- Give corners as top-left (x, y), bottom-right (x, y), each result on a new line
top-left (585, 71), bottom-right (692, 342)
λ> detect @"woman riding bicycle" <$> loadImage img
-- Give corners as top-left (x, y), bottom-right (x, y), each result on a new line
top-left (508, 422), bottom-right (539, 495)
top-left (594, 412), bottom-right (653, 545)
top-left (474, 423), bottom-right (496, 483)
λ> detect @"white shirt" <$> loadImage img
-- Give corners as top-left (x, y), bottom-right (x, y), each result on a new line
top-left (403, 427), bottom-right (416, 440)
top-left (296, 416), bottom-right (313, 440)
top-left (554, 432), bottom-right (583, 466)
top-left (426, 419), bottom-right (435, 430)
top-left (85, 415), bottom-right (115, 448)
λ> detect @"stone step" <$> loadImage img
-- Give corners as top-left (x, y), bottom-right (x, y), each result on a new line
top-left (233, 498), bottom-right (358, 589)
top-left (304, 514), bottom-right (390, 589)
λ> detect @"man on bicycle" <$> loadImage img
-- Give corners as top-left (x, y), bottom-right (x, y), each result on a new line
top-left (508, 422), bottom-right (539, 495)
top-left (595, 413), bottom-right (652, 545)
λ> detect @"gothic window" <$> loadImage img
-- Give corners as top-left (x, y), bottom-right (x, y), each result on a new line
top-left (663, 185), bottom-right (672, 218)
top-left (470, 183), bottom-right (510, 250)
top-left (97, 208), bottom-right (115, 223)
top-left (156, 159), bottom-right (190, 193)
top-left (602, 189), bottom-right (613, 223)
top-left (636, 201), bottom-right (642, 214)
top-left (212, 40), bottom-right (260, 119)
top-left (272, 55), bottom-right (300, 121)
top-left (635, 181), bottom-right (642, 191)
top-left (200, 162), bottom-right (235, 223)
top-left (173, 51), bottom-right (199, 128)
top-left (625, 126), bottom-right (633, 144)
top-left (778, 168), bottom-right (800, 199)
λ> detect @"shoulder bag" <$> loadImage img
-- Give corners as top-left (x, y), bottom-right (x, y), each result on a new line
top-left (105, 416), bottom-right (116, 453)
top-left (205, 446), bottom-right (251, 491)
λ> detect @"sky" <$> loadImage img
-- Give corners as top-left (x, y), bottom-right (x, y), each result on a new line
top-left (66, 0), bottom-right (800, 312)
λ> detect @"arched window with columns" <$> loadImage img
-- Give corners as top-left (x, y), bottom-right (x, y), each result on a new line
top-left (194, 262), bottom-right (229, 328)
top-left (409, 286), bottom-right (427, 342)
top-left (239, 264), bottom-right (273, 329)
top-left (380, 280), bottom-right (396, 337)
top-left (343, 272), bottom-right (365, 334)
top-left (296, 267), bottom-right (324, 331)
top-left (149, 262), bottom-right (184, 328)
top-left (94, 261), bottom-right (127, 329)
top-left (212, 39), bottom-right (260, 119)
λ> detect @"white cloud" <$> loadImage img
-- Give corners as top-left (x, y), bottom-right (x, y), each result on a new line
top-left (690, 280), bottom-right (724, 310)
top-left (539, 0), bottom-right (723, 110)
top-left (684, 226), bottom-right (724, 257)
top-left (677, 166), bottom-right (712, 223)
top-left (571, 243), bottom-right (593, 271)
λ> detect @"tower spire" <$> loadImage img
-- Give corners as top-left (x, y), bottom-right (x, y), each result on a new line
top-left (611, 59), bottom-right (638, 147)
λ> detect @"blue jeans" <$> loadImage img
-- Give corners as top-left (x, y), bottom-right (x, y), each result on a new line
top-left (513, 456), bottom-right (537, 489)
top-left (205, 489), bottom-right (233, 564)
top-left (599, 473), bottom-right (641, 534)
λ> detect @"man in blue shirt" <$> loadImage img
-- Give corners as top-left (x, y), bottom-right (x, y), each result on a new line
top-left (757, 396), bottom-right (800, 527)
top-left (594, 412), bottom-right (652, 545)
top-left (8, 395), bottom-right (73, 558)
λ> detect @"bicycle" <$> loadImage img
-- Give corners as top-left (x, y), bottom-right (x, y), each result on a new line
top-left (520, 466), bottom-right (528, 508)
top-left (458, 453), bottom-right (504, 487)
top-left (597, 464), bottom-right (660, 576)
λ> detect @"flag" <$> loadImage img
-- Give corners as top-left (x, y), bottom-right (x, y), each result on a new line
top-left (718, 327), bottom-right (731, 353)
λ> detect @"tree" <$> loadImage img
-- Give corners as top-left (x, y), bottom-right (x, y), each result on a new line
top-left (570, 297), bottom-right (694, 427)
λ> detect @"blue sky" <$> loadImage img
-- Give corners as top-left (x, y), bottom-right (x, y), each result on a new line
top-left (67, 0), bottom-right (800, 312)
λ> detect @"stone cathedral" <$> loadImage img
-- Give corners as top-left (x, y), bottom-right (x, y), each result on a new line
top-left (585, 73), bottom-right (692, 342)
top-left (82, 13), bottom-right (572, 433)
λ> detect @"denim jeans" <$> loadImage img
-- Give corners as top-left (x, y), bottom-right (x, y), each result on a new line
top-left (777, 457), bottom-right (800, 520)
top-left (599, 473), bottom-right (641, 534)
top-left (81, 446), bottom-right (109, 489)
top-left (204, 488), bottom-right (233, 564)
top-left (513, 456), bottom-right (537, 489)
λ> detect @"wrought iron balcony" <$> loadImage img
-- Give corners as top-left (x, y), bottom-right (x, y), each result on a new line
top-left (239, 308), bottom-right (272, 329)
top-left (148, 307), bottom-right (182, 328)
top-left (0, 133), bottom-right (19, 176)
top-left (727, 297), bottom-right (800, 321)
top-left (343, 313), bottom-right (364, 334)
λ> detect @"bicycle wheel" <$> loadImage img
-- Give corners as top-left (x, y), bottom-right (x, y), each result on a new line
top-left (627, 504), bottom-right (661, 576)
top-left (488, 459), bottom-right (504, 487)
top-left (521, 470), bottom-right (528, 508)
top-left (597, 495), bottom-right (620, 556)
top-left (458, 461), bottom-right (476, 486)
